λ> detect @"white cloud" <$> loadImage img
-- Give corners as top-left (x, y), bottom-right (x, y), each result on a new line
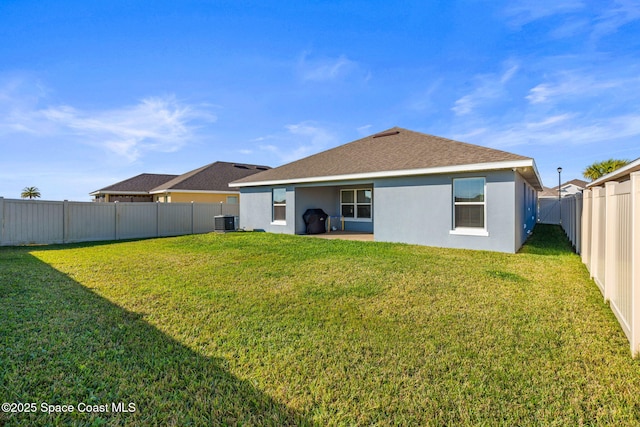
top-left (0, 80), bottom-right (215, 162)
top-left (504, 0), bottom-right (640, 43)
top-left (524, 113), bottom-right (574, 128)
top-left (526, 71), bottom-right (639, 105)
top-left (296, 52), bottom-right (359, 82)
top-left (504, 0), bottom-right (585, 27)
top-left (356, 124), bottom-right (372, 135)
top-left (451, 96), bottom-right (475, 116)
top-left (43, 97), bottom-right (214, 161)
top-left (257, 122), bottom-right (339, 164)
top-left (452, 63), bottom-right (519, 116)
top-left (405, 79), bottom-right (443, 113)
top-left (455, 112), bottom-right (640, 149)
top-left (548, 18), bottom-right (591, 38)
top-left (591, 0), bottom-right (640, 40)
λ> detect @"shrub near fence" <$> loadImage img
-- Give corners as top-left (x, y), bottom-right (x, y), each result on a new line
top-left (581, 172), bottom-right (640, 357)
top-left (0, 197), bottom-right (239, 246)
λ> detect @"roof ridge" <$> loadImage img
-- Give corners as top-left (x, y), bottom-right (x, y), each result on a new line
top-left (231, 127), bottom-right (537, 188)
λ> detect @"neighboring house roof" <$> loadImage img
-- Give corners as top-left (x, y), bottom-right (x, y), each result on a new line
top-left (539, 187), bottom-right (558, 198)
top-left (150, 161), bottom-right (271, 194)
top-left (587, 157), bottom-right (640, 188)
top-left (561, 179), bottom-right (588, 189)
top-left (232, 127), bottom-right (543, 190)
top-left (90, 173), bottom-right (179, 196)
top-left (540, 179), bottom-right (589, 198)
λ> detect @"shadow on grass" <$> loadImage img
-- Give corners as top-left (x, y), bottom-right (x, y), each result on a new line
top-left (519, 224), bottom-right (576, 256)
top-left (0, 247), bottom-right (313, 426)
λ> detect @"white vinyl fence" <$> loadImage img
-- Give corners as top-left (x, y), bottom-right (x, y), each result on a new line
top-left (561, 194), bottom-right (582, 253)
top-left (537, 195), bottom-right (582, 253)
top-left (0, 197), bottom-right (239, 246)
top-left (538, 198), bottom-right (562, 225)
top-left (581, 172), bottom-right (640, 357)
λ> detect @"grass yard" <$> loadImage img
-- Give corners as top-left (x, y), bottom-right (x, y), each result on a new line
top-left (1, 225), bottom-right (640, 426)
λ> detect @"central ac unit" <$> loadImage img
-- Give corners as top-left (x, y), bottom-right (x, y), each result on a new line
top-left (214, 215), bottom-right (238, 232)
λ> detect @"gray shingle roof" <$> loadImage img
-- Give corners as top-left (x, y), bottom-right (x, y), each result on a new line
top-left (540, 179), bottom-right (589, 197)
top-left (150, 161), bottom-right (271, 193)
top-left (232, 127), bottom-right (535, 186)
top-left (92, 173), bottom-right (178, 194)
top-left (561, 179), bottom-right (589, 189)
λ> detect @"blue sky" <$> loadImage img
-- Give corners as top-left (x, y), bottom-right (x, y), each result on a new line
top-left (1, 0), bottom-right (639, 201)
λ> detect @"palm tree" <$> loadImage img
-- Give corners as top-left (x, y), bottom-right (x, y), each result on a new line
top-left (21, 186), bottom-right (41, 199)
top-left (582, 159), bottom-right (630, 181)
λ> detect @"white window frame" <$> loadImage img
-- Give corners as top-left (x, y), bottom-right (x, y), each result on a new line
top-left (450, 177), bottom-right (488, 237)
top-left (340, 188), bottom-right (372, 222)
top-left (226, 195), bottom-right (238, 204)
top-left (272, 188), bottom-right (286, 225)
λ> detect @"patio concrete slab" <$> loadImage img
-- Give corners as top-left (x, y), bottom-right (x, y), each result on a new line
top-left (301, 231), bottom-right (374, 241)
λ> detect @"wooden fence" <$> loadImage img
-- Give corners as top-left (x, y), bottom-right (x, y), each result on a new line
top-left (581, 172), bottom-right (640, 356)
top-left (0, 197), bottom-right (239, 246)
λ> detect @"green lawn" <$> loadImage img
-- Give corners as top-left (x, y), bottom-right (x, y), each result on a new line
top-left (1, 225), bottom-right (639, 426)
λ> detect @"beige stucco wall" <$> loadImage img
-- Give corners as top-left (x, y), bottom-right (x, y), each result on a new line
top-left (154, 192), bottom-right (239, 203)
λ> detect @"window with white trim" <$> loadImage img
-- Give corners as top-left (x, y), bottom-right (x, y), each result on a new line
top-left (341, 189), bottom-right (372, 219)
top-left (272, 188), bottom-right (286, 222)
top-left (453, 178), bottom-right (485, 229)
top-left (226, 195), bottom-right (238, 204)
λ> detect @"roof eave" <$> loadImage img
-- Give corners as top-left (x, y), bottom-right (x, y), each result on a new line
top-left (149, 189), bottom-right (240, 195)
top-left (230, 159), bottom-right (543, 190)
top-left (89, 190), bottom-right (151, 196)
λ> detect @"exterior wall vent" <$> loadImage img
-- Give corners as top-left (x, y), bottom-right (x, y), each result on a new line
top-left (373, 130), bottom-right (400, 138)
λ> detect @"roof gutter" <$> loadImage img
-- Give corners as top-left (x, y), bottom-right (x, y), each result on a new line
top-left (149, 189), bottom-right (240, 195)
top-left (89, 190), bottom-right (151, 196)
top-left (230, 159), bottom-right (543, 191)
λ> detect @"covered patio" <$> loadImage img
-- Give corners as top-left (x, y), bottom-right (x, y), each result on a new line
top-left (295, 185), bottom-right (373, 235)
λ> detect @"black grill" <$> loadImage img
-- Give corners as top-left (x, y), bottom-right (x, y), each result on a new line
top-left (302, 209), bottom-right (328, 234)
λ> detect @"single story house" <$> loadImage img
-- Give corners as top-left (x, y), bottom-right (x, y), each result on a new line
top-left (91, 161), bottom-right (270, 203)
top-left (90, 173), bottom-right (179, 202)
top-left (231, 127), bottom-right (543, 253)
top-left (539, 179), bottom-right (589, 198)
top-left (149, 161), bottom-right (271, 203)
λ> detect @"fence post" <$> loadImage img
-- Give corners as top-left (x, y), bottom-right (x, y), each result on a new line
top-left (575, 193), bottom-right (582, 255)
top-left (590, 187), bottom-right (603, 287)
top-left (604, 182), bottom-right (617, 302)
top-left (581, 190), bottom-right (591, 267)
top-left (115, 202), bottom-right (120, 241)
top-left (63, 200), bottom-right (69, 243)
top-left (0, 197), bottom-right (4, 245)
top-left (631, 172), bottom-right (640, 357)
top-left (191, 201), bottom-right (195, 235)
